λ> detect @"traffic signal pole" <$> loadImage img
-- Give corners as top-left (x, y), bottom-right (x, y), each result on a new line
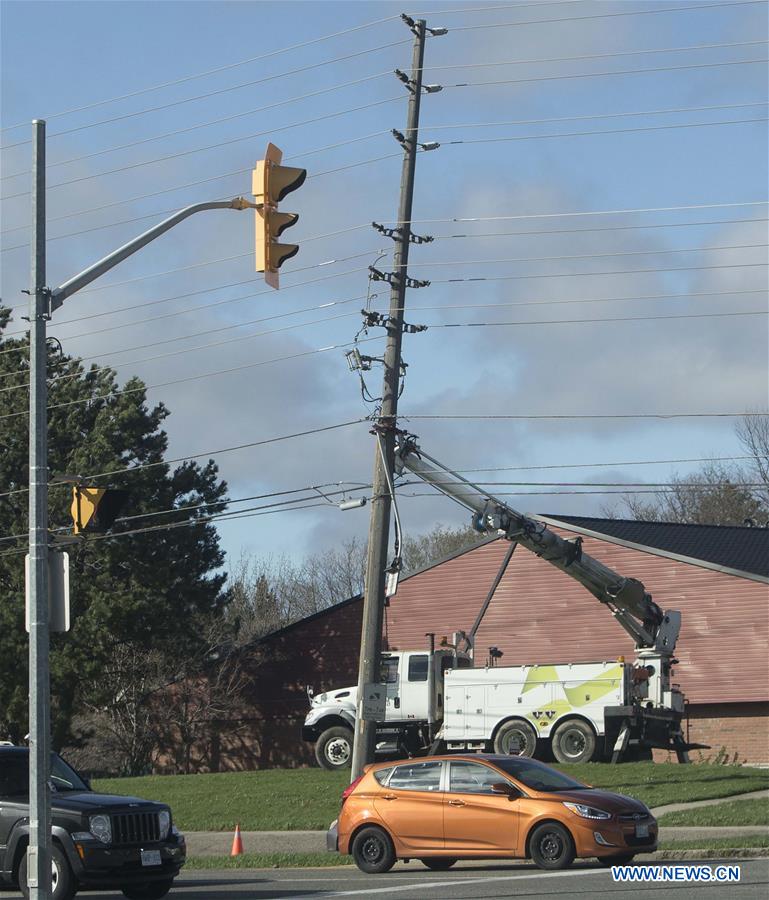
top-left (28, 118), bottom-right (51, 900)
top-left (24, 125), bottom-right (258, 900)
top-left (350, 18), bottom-right (428, 781)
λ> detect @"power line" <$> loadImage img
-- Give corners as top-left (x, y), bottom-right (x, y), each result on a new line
top-left (1, 72), bottom-right (394, 178)
top-left (439, 116), bottom-right (768, 147)
top-left (400, 242), bottom-right (769, 268)
top-left (431, 260), bottom-right (767, 285)
top-left (1, 96), bottom-right (403, 200)
top-left (0, 336), bottom-right (385, 422)
top-left (422, 39), bottom-right (769, 72)
top-left (0, 419), bottom-right (369, 500)
top-left (395, 412), bottom-right (769, 421)
top-left (450, 2), bottom-right (765, 32)
top-left (0, 14), bottom-right (403, 133)
top-left (424, 309), bottom-right (765, 329)
top-left (452, 456), bottom-right (755, 474)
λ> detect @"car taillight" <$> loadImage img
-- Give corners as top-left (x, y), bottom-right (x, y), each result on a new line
top-left (341, 775), bottom-right (364, 806)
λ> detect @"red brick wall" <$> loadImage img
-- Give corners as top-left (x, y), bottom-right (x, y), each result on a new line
top-left (652, 702), bottom-right (769, 764)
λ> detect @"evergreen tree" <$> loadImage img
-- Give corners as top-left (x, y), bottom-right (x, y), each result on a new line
top-left (0, 307), bottom-right (229, 749)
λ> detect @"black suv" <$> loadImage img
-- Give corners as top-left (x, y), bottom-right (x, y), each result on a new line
top-left (0, 746), bottom-right (185, 900)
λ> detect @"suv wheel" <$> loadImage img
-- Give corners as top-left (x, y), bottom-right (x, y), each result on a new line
top-left (351, 826), bottom-right (396, 874)
top-left (121, 879), bottom-right (175, 900)
top-left (529, 822), bottom-right (576, 870)
top-left (18, 845), bottom-right (76, 900)
top-left (315, 726), bottom-right (353, 770)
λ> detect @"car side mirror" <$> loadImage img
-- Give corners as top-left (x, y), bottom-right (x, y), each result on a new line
top-left (491, 782), bottom-right (520, 801)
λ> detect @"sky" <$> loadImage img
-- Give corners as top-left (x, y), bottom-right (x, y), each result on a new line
top-left (1, 0), bottom-right (767, 575)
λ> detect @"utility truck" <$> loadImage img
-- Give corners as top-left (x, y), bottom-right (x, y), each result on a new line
top-left (303, 435), bottom-right (701, 769)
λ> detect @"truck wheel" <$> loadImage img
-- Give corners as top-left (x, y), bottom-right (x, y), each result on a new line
top-left (551, 719), bottom-right (596, 764)
top-left (493, 719), bottom-right (537, 757)
top-left (121, 881), bottom-right (174, 900)
top-left (315, 726), bottom-right (353, 769)
top-left (18, 844), bottom-right (77, 900)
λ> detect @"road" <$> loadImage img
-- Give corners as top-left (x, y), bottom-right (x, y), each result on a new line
top-left (2, 858), bottom-right (767, 899)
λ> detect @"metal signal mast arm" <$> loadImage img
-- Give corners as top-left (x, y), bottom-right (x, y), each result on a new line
top-left (394, 434), bottom-right (668, 650)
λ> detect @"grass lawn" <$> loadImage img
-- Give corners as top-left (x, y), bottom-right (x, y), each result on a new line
top-left (184, 836), bottom-right (769, 869)
top-left (93, 764), bottom-right (769, 833)
top-left (658, 797), bottom-right (769, 827)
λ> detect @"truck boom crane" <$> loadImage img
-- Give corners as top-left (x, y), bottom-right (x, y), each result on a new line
top-left (395, 434), bottom-right (681, 658)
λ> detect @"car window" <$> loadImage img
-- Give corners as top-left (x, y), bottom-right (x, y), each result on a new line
top-left (449, 761), bottom-right (508, 794)
top-left (407, 655), bottom-right (428, 682)
top-left (0, 756), bottom-right (28, 797)
top-left (493, 757), bottom-right (587, 792)
top-left (373, 767), bottom-right (393, 785)
top-left (388, 761), bottom-right (443, 792)
top-left (380, 657), bottom-right (399, 684)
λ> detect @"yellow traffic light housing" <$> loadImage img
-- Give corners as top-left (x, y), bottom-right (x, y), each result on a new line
top-left (70, 485), bottom-right (128, 534)
top-left (253, 143), bottom-right (306, 289)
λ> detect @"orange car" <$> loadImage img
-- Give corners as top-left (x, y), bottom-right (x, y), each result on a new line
top-left (327, 754), bottom-right (657, 873)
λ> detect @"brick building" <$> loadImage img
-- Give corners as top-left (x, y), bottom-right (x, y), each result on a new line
top-left (187, 517), bottom-right (769, 770)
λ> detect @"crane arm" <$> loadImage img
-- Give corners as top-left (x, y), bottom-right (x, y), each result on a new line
top-left (395, 435), bottom-right (668, 650)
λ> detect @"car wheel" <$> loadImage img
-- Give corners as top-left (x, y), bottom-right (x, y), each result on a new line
top-left (529, 822), bottom-right (576, 870)
top-left (551, 719), bottom-right (597, 764)
top-left (351, 826), bottom-right (396, 874)
top-left (420, 858), bottom-right (457, 870)
top-left (121, 879), bottom-right (175, 900)
top-left (494, 719), bottom-right (537, 757)
top-left (18, 844), bottom-right (77, 900)
top-left (315, 726), bottom-right (353, 770)
top-left (597, 854), bottom-right (635, 867)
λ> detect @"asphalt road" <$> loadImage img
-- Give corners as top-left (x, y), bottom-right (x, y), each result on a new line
top-left (2, 859), bottom-right (767, 900)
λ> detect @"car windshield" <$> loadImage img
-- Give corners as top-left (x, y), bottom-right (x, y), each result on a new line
top-left (491, 757), bottom-right (588, 792)
top-left (0, 753), bottom-right (89, 797)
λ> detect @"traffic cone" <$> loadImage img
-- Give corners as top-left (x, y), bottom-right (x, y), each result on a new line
top-left (230, 823), bottom-right (243, 857)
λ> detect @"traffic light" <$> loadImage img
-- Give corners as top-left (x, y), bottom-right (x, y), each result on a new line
top-left (253, 142), bottom-right (306, 289)
top-left (70, 486), bottom-right (128, 534)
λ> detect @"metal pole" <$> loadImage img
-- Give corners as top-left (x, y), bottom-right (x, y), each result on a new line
top-left (351, 20), bottom-right (426, 780)
top-left (28, 118), bottom-right (51, 900)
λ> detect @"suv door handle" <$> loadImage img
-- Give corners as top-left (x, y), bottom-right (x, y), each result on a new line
top-left (448, 799), bottom-right (465, 806)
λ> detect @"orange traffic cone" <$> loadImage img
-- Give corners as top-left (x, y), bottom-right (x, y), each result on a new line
top-left (230, 823), bottom-right (243, 857)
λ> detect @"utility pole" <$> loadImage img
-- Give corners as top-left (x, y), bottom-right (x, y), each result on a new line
top-left (350, 16), bottom-right (440, 780)
top-left (28, 118), bottom-right (51, 900)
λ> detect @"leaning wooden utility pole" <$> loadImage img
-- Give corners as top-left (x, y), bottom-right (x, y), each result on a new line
top-left (350, 14), bottom-right (444, 780)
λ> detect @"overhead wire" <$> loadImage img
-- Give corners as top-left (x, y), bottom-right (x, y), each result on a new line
top-left (0, 14), bottom-right (405, 134)
top-left (0, 96), bottom-right (404, 200)
top-left (449, 1), bottom-right (765, 32)
top-left (394, 412), bottom-right (769, 421)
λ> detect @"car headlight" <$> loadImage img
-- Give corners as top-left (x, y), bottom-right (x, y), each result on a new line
top-left (158, 810), bottom-right (171, 839)
top-left (563, 802), bottom-right (612, 820)
top-left (89, 814), bottom-right (112, 844)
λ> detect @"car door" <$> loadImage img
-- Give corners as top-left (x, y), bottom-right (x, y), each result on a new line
top-left (443, 760), bottom-right (520, 853)
top-left (373, 760), bottom-right (445, 852)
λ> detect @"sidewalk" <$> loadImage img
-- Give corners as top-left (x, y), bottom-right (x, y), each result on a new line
top-left (184, 825), bottom-right (768, 857)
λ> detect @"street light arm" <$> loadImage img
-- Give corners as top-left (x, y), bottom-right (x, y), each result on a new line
top-left (50, 197), bottom-right (256, 310)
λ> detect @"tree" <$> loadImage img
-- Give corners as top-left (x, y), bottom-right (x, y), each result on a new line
top-left (227, 524), bottom-right (484, 640)
top-left (605, 414), bottom-right (769, 526)
top-left (0, 308), bottom-right (230, 749)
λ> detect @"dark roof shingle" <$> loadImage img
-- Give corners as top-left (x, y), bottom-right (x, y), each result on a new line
top-left (543, 515), bottom-right (769, 579)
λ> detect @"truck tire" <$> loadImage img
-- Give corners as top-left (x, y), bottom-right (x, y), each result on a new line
top-left (18, 844), bottom-right (76, 900)
top-left (493, 719), bottom-right (537, 758)
top-left (315, 726), bottom-right (353, 770)
top-left (551, 719), bottom-right (596, 764)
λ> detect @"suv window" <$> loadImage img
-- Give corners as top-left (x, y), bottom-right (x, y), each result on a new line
top-left (407, 654), bottom-right (428, 682)
top-left (388, 761), bottom-right (442, 792)
top-left (449, 761), bottom-right (507, 795)
top-left (0, 752), bottom-right (88, 797)
top-left (380, 657), bottom-right (399, 684)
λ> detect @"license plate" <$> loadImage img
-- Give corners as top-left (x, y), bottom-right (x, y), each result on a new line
top-left (141, 850), bottom-right (161, 867)
top-left (635, 823), bottom-right (649, 838)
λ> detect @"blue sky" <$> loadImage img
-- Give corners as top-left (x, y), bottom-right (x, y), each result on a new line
top-left (1, 0), bottom-right (767, 571)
